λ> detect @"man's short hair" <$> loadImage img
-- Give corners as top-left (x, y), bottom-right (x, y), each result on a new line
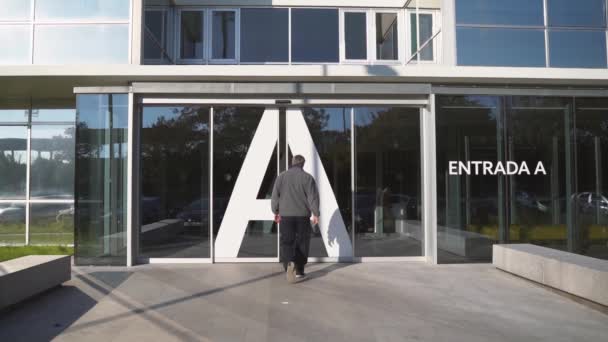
top-left (292, 155), bottom-right (305, 167)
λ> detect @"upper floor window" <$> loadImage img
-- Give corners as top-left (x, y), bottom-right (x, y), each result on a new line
top-left (35, 0), bottom-right (130, 21)
top-left (0, 0), bottom-right (33, 21)
top-left (240, 8), bottom-right (289, 63)
top-left (0, 0), bottom-right (131, 65)
top-left (291, 9), bottom-right (339, 63)
top-left (456, 0), bottom-right (608, 68)
top-left (144, 5), bottom-right (439, 66)
top-left (211, 10), bottom-right (237, 62)
top-left (409, 11), bottom-right (437, 62)
top-left (456, 0), bottom-right (544, 26)
top-left (375, 12), bottom-right (400, 61)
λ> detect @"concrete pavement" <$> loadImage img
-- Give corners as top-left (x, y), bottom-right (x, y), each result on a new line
top-left (1, 262), bottom-right (607, 341)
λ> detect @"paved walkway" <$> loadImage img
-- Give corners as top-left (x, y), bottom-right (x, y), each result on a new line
top-left (1, 262), bottom-right (607, 342)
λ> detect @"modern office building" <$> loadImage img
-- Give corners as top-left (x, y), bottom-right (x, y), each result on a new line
top-left (1, 0), bottom-right (608, 266)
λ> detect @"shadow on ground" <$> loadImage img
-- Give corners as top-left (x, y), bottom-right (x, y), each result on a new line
top-left (0, 271), bottom-right (132, 341)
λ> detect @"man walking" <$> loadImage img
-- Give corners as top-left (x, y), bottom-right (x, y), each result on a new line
top-left (271, 155), bottom-right (320, 283)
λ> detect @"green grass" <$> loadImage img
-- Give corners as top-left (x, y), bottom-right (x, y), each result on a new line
top-left (0, 246), bottom-right (74, 262)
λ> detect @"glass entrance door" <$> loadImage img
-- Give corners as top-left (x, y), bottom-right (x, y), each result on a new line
top-left (138, 101), bottom-right (424, 263)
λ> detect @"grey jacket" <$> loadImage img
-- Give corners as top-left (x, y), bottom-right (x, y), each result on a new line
top-left (271, 166), bottom-right (320, 217)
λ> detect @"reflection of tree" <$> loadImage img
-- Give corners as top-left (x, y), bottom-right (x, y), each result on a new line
top-left (0, 151), bottom-right (26, 195)
top-left (141, 107), bottom-right (210, 217)
top-left (30, 126), bottom-right (76, 197)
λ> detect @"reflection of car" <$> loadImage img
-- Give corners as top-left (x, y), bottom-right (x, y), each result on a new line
top-left (572, 192), bottom-right (608, 215)
top-left (176, 197), bottom-right (228, 227)
top-left (0, 204), bottom-right (25, 222)
top-left (56, 205), bottom-right (75, 222)
top-left (515, 191), bottom-right (548, 213)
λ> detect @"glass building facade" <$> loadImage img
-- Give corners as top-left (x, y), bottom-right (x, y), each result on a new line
top-left (437, 96), bottom-right (608, 262)
top-left (0, 104), bottom-right (75, 246)
top-left (3, 0), bottom-right (608, 266)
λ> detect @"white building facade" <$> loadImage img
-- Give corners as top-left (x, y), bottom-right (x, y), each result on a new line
top-left (1, 0), bottom-right (608, 266)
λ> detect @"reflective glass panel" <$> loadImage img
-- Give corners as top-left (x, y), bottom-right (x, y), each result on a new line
top-left (548, 0), bottom-right (606, 27)
top-left (375, 13), bottom-right (399, 60)
top-left (34, 24), bottom-right (129, 64)
top-left (30, 125), bottom-right (75, 199)
top-left (436, 96), bottom-right (504, 263)
top-left (32, 109), bottom-right (76, 122)
top-left (213, 107), bottom-right (277, 258)
top-left (301, 108), bottom-right (351, 257)
top-left (75, 94), bottom-right (128, 265)
top-left (291, 9), bottom-right (339, 63)
top-left (240, 8), bottom-right (289, 63)
top-left (344, 12), bottom-right (367, 60)
top-left (575, 98), bottom-right (608, 260)
top-left (0, 109), bottom-right (29, 123)
top-left (506, 97), bottom-right (571, 253)
top-left (30, 203), bottom-right (74, 245)
top-left (456, 0), bottom-right (544, 26)
top-left (0, 126), bottom-right (27, 199)
top-left (180, 11), bottom-right (204, 60)
top-left (0, 203), bottom-right (25, 245)
top-left (140, 106), bottom-right (210, 258)
top-left (354, 107), bottom-right (422, 257)
top-left (211, 11), bottom-right (236, 60)
top-left (0, 0), bottom-right (33, 21)
top-left (144, 9), bottom-right (167, 61)
top-left (0, 25), bottom-right (32, 65)
top-left (549, 30), bottom-right (607, 68)
top-left (410, 13), bottom-right (434, 61)
top-left (35, 0), bottom-right (129, 20)
top-left (457, 27), bottom-right (546, 67)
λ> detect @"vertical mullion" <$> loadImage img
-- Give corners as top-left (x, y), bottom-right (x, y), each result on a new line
top-left (25, 110), bottom-right (32, 245)
top-left (210, 106), bottom-right (214, 262)
top-left (288, 8), bottom-right (292, 64)
top-left (31, 0), bottom-right (36, 64)
top-left (350, 107), bottom-right (356, 256)
top-left (126, 92), bottom-right (134, 266)
top-left (543, 0), bottom-right (550, 67)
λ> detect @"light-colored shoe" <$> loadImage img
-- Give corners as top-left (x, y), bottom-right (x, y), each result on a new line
top-left (286, 262), bottom-right (296, 284)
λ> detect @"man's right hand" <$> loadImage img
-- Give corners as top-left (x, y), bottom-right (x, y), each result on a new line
top-left (311, 215), bottom-right (319, 226)
top-left (274, 214), bottom-right (281, 223)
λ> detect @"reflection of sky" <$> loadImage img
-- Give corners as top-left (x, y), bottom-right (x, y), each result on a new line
top-left (32, 109), bottom-right (76, 123)
top-left (0, 110), bottom-right (29, 123)
top-left (143, 107), bottom-right (182, 127)
top-left (316, 108), bottom-right (351, 132)
top-left (32, 125), bottom-right (72, 139)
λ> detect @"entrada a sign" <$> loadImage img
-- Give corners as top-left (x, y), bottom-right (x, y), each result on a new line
top-left (448, 161), bottom-right (547, 176)
top-left (214, 109), bottom-right (353, 259)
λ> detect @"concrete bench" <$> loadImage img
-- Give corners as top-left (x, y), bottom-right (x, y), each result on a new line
top-left (438, 226), bottom-right (494, 259)
top-left (493, 244), bottom-right (608, 306)
top-left (0, 255), bottom-right (71, 310)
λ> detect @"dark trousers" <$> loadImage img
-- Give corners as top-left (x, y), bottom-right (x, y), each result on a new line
top-left (280, 216), bottom-right (311, 273)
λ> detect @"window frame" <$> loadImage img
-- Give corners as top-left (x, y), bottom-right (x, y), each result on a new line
top-left (339, 9), bottom-right (371, 64)
top-left (208, 8), bottom-right (240, 64)
top-left (406, 9), bottom-right (441, 64)
top-left (175, 7), bottom-right (206, 65)
top-left (370, 8), bottom-right (404, 65)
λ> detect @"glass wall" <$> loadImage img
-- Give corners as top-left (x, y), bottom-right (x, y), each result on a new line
top-left (213, 107), bottom-right (278, 258)
top-left (144, 4), bottom-right (437, 66)
top-left (301, 108), bottom-right (352, 257)
top-left (0, 0), bottom-right (131, 65)
top-left (140, 106), bottom-right (210, 258)
top-left (354, 107), bottom-right (422, 257)
top-left (456, 0), bottom-right (608, 68)
top-left (75, 94), bottom-right (128, 265)
top-left (437, 95), bottom-right (608, 263)
top-left (0, 106), bottom-right (75, 246)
